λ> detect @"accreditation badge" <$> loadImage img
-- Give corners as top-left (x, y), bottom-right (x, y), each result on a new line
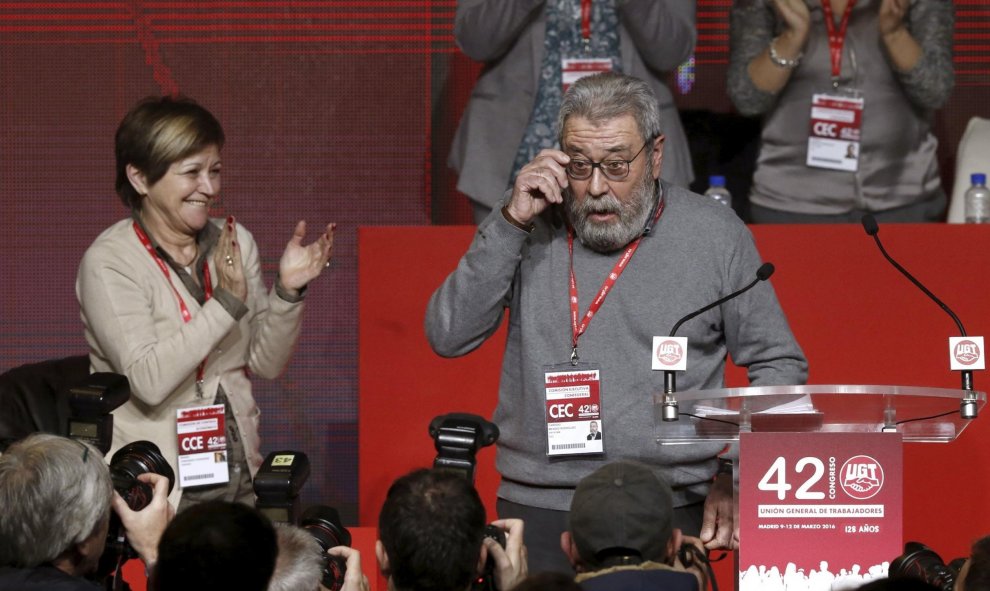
top-left (544, 363), bottom-right (604, 456)
top-left (806, 90), bottom-right (864, 172)
top-left (176, 404), bottom-right (229, 488)
top-left (561, 58), bottom-right (612, 93)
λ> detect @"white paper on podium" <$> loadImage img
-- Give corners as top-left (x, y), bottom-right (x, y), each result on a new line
top-left (693, 394), bottom-right (815, 416)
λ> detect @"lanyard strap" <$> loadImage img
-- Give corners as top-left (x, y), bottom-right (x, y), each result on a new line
top-left (566, 197), bottom-right (665, 363)
top-left (580, 0), bottom-right (592, 41)
top-left (820, 0), bottom-right (856, 80)
top-left (133, 222), bottom-right (213, 389)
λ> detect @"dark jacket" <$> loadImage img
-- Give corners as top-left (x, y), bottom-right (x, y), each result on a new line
top-left (0, 566), bottom-right (103, 591)
top-left (576, 562), bottom-right (698, 591)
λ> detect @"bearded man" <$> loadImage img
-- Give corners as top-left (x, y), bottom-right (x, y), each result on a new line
top-left (425, 72), bottom-right (807, 574)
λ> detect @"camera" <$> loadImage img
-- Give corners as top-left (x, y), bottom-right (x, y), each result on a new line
top-left (253, 451), bottom-right (351, 591)
top-left (301, 505), bottom-right (353, 591)
top-left (97, 440), bottom-right (175, 579)
top-left (475, 523), bottom-right (507, 591)
top-left (427, 413), bottom-right (501, 591)
top-left (890, 541), bottom-right (967, 591)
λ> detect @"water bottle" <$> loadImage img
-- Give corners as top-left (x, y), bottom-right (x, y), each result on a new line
top-left (704, 175), bottom-right (732, 208)
top-left (965, 173), bottom-right (990, 224)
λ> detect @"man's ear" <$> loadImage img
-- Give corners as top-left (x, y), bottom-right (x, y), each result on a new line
top-left (125, 164), bottom-right (150, 196)
top-left (376, 540), bottom-right (391, 577)
top-left (667, 528), bottom-right (684, 565)
top-left (650, 134), bottom-right (665, 181)
top-left (560, 531), bottom-right (583, 572)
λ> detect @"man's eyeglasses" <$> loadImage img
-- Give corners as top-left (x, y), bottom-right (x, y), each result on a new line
top-left (564, 141), bottom-right (651, 181)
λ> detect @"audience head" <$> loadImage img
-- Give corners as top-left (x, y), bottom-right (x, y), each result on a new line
top-left (557, 72), bottom-right (661, 147)
top-left (0, 433), bottom-right (112, 575)
top-left (153, 500), bottom-right (277, 591)
top-left (377, 468), bottom-right (487, 591)
top-left (563, 460), bottom-right (677, 571)
top-left (958, 535), bottom-right (990, 591)
top-left (268, 523), bottom-right (325, 591)
top-left (115, 95), bottom-right (225, 210)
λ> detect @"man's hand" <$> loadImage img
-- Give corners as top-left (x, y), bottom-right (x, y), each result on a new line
top-left (484, 518), bottom-right (528, 591)
top-left (326, 546), bottom-right (370, 591)
top-left (505, 150), bottom-right (570, 226)
top-left (111, 472), bottom-right (174, 566)
top-left (699, 473), bottom-right (738, 550)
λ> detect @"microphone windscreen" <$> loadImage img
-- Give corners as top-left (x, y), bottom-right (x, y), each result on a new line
top-left (756, 262), bottom-right (775, 281)
top-left (861, 214), bottom-right (879, 236)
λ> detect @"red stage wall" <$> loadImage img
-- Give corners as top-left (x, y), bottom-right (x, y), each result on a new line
top-left (359, 224), bottom-right (990, 575)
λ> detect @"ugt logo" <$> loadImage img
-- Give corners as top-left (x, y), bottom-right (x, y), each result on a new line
top-left (656, 340), bottom-right (683, 366)
top-left (840, 455), bottom-right (884, 500)
top-left (954, 340), bottom-right (981, 365)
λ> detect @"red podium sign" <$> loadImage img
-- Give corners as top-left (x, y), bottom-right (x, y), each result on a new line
top-left (739, 432), bottom-right (902, 591)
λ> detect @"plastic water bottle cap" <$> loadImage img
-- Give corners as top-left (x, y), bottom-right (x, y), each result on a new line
top-left (709, 175), bottom-right (726, 187)
top-left (972, 173), bottom-right (987, 186)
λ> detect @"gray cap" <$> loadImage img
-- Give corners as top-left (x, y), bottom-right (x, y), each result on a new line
top-left (569, 460), bottom-right (674, 565)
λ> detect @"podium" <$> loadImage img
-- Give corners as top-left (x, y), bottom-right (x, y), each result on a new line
top-left (652, 384), bottom-right (986, 444)
top-left (651, 385), bottom-right (985, 591)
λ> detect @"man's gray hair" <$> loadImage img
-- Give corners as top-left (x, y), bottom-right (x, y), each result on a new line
top-left (557, 72), bottom-right (662, 145)
top-left (0, 433), bottom-right (113, 567)
top-left (269, 524), bottom-right (325, 591)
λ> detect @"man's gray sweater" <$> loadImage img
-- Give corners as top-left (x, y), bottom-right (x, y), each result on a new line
top-left (426, 182), bottom-right (807, 510)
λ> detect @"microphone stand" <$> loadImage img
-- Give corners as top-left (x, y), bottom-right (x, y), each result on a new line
top-left (861, 215), bottom-right (978, 419)
top-left (661, 264), bottom-right (775, 421)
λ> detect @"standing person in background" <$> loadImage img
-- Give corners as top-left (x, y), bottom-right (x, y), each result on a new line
top-left (450, 0), bottom-right (697, 223)
top-left (77, 96), bottom-right (335, 510)
top-left (728, 0), bottom-right (954, 223)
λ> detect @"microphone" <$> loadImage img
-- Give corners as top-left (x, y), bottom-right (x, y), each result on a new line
top-left (660, 262), bottom-right (776, 421)
top-left (860, 215), bottom-right (978, 417)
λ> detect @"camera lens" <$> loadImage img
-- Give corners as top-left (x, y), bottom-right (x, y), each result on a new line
top-left (890, 542), bottom-right (959, 591)
top-left (300, 505), bottom-right (351, 591)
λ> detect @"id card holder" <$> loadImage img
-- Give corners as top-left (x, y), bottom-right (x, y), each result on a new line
top-left (561, 58), bottom-right (612, 93)
top-left (544, 362), bottom-right (604, 457)
top-left (176, 404), bottom-right (230, 488)
top-left (806, 88), bottom-right (864, 172)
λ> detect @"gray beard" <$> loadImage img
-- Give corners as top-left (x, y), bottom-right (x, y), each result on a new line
top-left (564, 174), bottom-right (657, 253)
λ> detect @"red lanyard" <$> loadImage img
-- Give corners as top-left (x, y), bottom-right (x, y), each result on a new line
top-left (133, 222), bottom-right (213, 392)
top-left (580, 0), bottom-right (592, 41)
top-left (566, 197), bottom-right (665, 363)
top-left (821, 0), bottom-right (856, 80)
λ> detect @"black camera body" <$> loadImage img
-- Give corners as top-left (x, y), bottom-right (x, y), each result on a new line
top-left (890, 542), bottom-right (967, 591)
top-left (97, 440), bottom-right (175, 579)
top-left (252, 450), bottom-right (350, 591)
top-left (473, 524), bottom-right (506, 591)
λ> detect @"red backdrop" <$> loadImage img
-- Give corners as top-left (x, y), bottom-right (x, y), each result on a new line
top-left (359, 223), bottom-right (990, 581)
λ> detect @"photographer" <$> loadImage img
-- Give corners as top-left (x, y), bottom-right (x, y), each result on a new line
top-left (560, 461), bottom-right (708, 591)
top-left (268, 524), bottom-right (371, 591)
top-left (957, 535), bottom-right (990, 591)
top-left (0, 433), bottom-right (171, 590)
top-left (376, 469), bottom-right (527, 591)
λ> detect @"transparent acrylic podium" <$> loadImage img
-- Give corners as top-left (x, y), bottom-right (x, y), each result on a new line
top-left (653, 385), bottom-right (986, 444)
